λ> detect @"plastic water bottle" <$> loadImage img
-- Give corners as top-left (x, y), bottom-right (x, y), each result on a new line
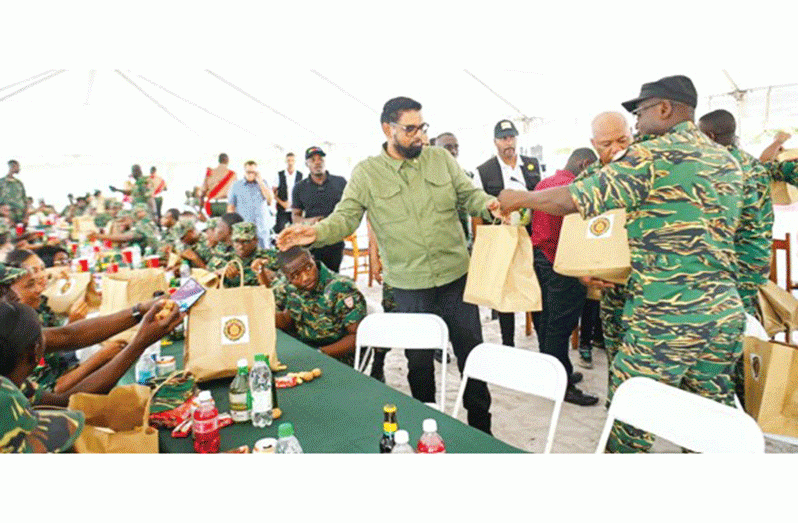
top-left (179, 260), bottom-right (191, 285)
top-left (193, 390), bottom-right (220, 454)
top-left (417, 418), bottom-right (446, 453)
top-left (249, 354), bottom-right (273, 427)
top-left (275, 422), bottom-right (303, 454)
top-left (391, 430), bottom-right (415, 454)
top-left (135, 352), bottom-right (156, 384)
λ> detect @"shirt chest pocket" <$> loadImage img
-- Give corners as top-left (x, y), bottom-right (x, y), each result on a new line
top-left (425, 174), bottom-right (457, 212)
top-left (373, 184), bottom-right (409, 224)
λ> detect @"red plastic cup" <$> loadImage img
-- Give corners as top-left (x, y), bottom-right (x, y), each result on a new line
top-left (15, 224), bottom-right (24, 235)
top-left (107, 263), bottom-right (118, 273)
top-left (147, 256), bottom-right (160, 268)
top-left (93, 245), bottom-right (100, 253)
top-left (103, 240), bottom-right (113, 249)
top-left (70, 243), bottom-right (78, 255)
top-left (122, 250), bottom-right (133, 264)
top-left (78, 259), bottom-right (89, 272)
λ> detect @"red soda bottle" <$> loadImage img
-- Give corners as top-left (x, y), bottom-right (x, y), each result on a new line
top-left (193, 390), bottom-right (220, 453)
top-left (417, 418), bottom-right (446, 453)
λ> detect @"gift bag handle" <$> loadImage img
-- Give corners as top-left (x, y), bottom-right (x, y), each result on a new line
top-left (216, 259), bottom-right (246, 289)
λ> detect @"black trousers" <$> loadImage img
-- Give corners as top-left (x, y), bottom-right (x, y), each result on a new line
top-left (274, 211), bottom-right (292, 234)
top-left (579, 298), bottom-right (603, 348)
top-left (311, 242), bottom-right (344, 273)
top-left (531, 249), bottom-right (586, 381)
top-left (498, 312), bottom-right (516, 346)
top-left (392, 274), bottom-right (492, 434)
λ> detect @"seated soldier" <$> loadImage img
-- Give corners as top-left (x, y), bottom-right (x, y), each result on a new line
top-left (170, 217), bottom-right (213, 269)
top-left (204, 217), bottom-right (220, 248)
top-left (92, 203), bottom-right (159, 254)
top-left (158, 208), bottom-right (181, 261)
top-left (0, 260), bottom-right (182, 407)
top-left (274, 247), bottom-right (366, 366)
top-left (209, 222), bottom-right (280, 287)
top-left (211, 212), bottom-right (244, 260)
top-left (0, 300), bottom-right (85, 453)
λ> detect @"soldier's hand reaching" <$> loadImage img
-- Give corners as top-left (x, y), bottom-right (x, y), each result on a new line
top-left (497, 189), bottom-right (529, 214)
top-left (775, 131), bottom-right (792, 145)
top-left (225, 263), bottom-right (240, 280)
top-left (251, 259), bottom-right (275, 287)
top-left (276, 224), bottom-right (317, 251)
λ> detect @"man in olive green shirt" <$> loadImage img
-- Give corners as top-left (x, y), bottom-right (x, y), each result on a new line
top-left (278, 96), bottom-right (503, 433)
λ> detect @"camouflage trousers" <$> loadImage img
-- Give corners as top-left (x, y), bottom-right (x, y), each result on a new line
top-left (733, 281), bottom-right (763, 410)
top-left (605, 283), bottom-right (745, 453)
top-left (600, 284), bottom-right (627, 387)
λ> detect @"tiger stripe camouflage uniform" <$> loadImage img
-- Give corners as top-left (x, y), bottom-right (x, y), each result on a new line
top-left (129, 204), bottom-right (160, 253)
top-left (570, 120), bottom-right (745, 453)
top-left (283, 261), bottom-right (367, 366)
top-left (131, 176), bottom-right (153, 206)
top-left (767, 158), bottom-right (798, 189)
top-left (0, 174), bottom-right (27, 224)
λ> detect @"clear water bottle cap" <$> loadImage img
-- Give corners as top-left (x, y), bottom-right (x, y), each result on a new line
top-left (422, 418), bottom-right (437, 433)
top-left (278, 422), bottom-right (294, 438)
top-left (198, 390), bottom-right (212, 402)
top-left (237, 358), bottom-right (248, 368)
top-left (394, 429), bottom-right (409, 444)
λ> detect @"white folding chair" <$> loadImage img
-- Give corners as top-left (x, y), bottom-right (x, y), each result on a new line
top-left (451, 343), bottom-right (567, 453)
top-left (595, 376), bottom-right (765, 453)
top-left (355, 313), bottom-right (449, 412)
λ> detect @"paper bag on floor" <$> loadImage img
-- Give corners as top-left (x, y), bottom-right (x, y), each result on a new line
top-left (185, 260), bottom-right (280, 382)
top-left (67, 384), bottom-right (158, 453)
top-left (553, 209), bottom-right (630, 285)
top-left (463, 224), bottom-right (541, 313)
top-left (744, 336), bottom-right (798, 438)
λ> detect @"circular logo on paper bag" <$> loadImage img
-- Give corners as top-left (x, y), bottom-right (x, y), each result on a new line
top-left (589, 217), bottom-right (611, 237)
top-left (223, 318), bottom-right (246, 342)
top-left (750, 354), bottom-right (761, 381)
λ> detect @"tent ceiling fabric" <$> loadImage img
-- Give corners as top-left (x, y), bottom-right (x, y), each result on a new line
top-left (0, 68), bottom-right (795, 209)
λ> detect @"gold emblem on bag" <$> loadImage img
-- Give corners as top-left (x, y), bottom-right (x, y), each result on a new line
top-left (589, 217), bottom-right (611, 237)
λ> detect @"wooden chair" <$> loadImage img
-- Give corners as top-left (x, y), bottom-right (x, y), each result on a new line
top-left (343, 233), bottom-right (370, 283)
top-left (770, 233), bottom-right (793, 292)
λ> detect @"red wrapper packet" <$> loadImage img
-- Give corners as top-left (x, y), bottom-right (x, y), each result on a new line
top-left (171, 418), bottom-right (192, 438)
top-left (275, 375), bottom-right (298, 388)
top-left (217, 413), bottom-right (233, 429)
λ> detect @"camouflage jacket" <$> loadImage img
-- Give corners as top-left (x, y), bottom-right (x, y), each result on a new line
top-left (37, 295), bottom-right (63, 328)
top-left (766, 159), bottom-right (798, 185)
top-left (130, 218), bottom-right (160, 252)
top-left (569, 120), bottom-right (743, 322)
top-left (131, 177), bottom-right (152, 205)
top-left (209, 247), bottom-right (280, 287)
top-left (179, 237), bottom-right (214, 266)
top-left (727, 146), bottom-right (774, 312)
top-left (0, 175), bottom-right (27, 223)
top-left (284, 262), bottom-right (366, 346)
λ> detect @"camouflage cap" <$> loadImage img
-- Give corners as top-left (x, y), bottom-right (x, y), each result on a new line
top-left (0, 263), bottom-right (26, 285)
top-left (0, 375), bottom-right (84, 453)
top-left (133, 203), bottom-right (149, 215)
top-left (172, 218), bottom-right (195, 240)
top-left (231, 222), bottom-right (257, 241)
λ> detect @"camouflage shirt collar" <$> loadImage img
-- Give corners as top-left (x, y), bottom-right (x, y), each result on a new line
top-left (299, 261), bottom-right (333, 296)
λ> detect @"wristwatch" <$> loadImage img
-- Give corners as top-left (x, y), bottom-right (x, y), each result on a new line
top-left (131, 303), bottom-right (143, 321)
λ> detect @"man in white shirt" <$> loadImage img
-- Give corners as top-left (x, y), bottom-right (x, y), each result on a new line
top-left (271, 152), bottom-right (304, 235)
top-left (474, 120), bottom-right (542, 348)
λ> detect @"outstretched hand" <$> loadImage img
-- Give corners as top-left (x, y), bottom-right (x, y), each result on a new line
top-left (276, 224), bottom-right (317, 251)
top-left (497, 189), bottom-right (529, 215)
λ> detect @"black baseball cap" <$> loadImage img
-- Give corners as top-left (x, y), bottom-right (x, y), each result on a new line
top-left (621, 75), bottom-right (698, 112)
top-left (494, 120), bottom-right (518, 139)
top-left (305, 146), bottom-right (326, 160)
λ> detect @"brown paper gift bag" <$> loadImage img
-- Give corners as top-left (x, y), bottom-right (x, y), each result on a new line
top-left (41, 269), bottom-right (97, 314)
top-left (771, 182), bottom-right (798, 206)
top-left (185, 260), bottom-right (280, 382)
top-left (463, 224), bottom-right (541, 313)
top-left (191, 268), bottom-right (220, 288)
top-left (70, 216), bottom-right (98, 240)
top-left (67, 384), bottom-right (158, 453)
top-left (757, 281), bottom-right (798, 336)
top-left (553, 209), bottom-right (631, 285)
top-left (100, 268), bottom-right (169, 314)
top-left (743, 336), bottom-right (798, 438)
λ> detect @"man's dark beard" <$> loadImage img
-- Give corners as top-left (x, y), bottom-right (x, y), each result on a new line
top-left (395, 142), bottom-right (423, 159)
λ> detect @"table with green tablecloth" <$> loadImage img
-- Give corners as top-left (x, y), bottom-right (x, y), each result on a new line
top-left (120, 331), bottom-right (522, 453)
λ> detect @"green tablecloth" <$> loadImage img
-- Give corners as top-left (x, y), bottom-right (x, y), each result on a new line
top-left (120, 331), bottom-right (521, 454)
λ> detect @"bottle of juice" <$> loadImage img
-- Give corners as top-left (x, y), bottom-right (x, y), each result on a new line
top-left (228, 359), bottom-right (251, 423)
top-left (193, 390), bottom-right (220, 454)
top-left (379, 404), bottom-right (397, 453)
top-left (417, 418), bottom-right (446, 454)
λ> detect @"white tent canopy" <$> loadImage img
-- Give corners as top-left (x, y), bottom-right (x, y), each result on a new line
top-left (1, 68), bottom-right (796, 210)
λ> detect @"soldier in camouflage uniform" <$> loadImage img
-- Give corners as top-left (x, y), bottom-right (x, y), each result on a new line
top-left (171, 218), bottom-right (214, 268)
top-left (275, 246), bottom-right (367, 366)
top-left (499, 76), bottom-right (747, 452)
top-left (209, 222), bottom-right (280, 287)
top-left (0, 160), bottom-right (28, 225)
top-left (94, 203), bottom-right (159, 253)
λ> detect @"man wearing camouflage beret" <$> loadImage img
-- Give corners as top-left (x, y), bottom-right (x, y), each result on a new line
top-left (209, 222), bottom-right (281, 287)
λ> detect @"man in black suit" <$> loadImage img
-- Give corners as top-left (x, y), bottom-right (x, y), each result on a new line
top-left (272, 152), bottom-right (304, 235)
top-left (475, 120), bottom-right (541, 348)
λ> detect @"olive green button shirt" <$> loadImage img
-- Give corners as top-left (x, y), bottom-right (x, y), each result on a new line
top-left (313, 145), bottom-right (494, 289)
